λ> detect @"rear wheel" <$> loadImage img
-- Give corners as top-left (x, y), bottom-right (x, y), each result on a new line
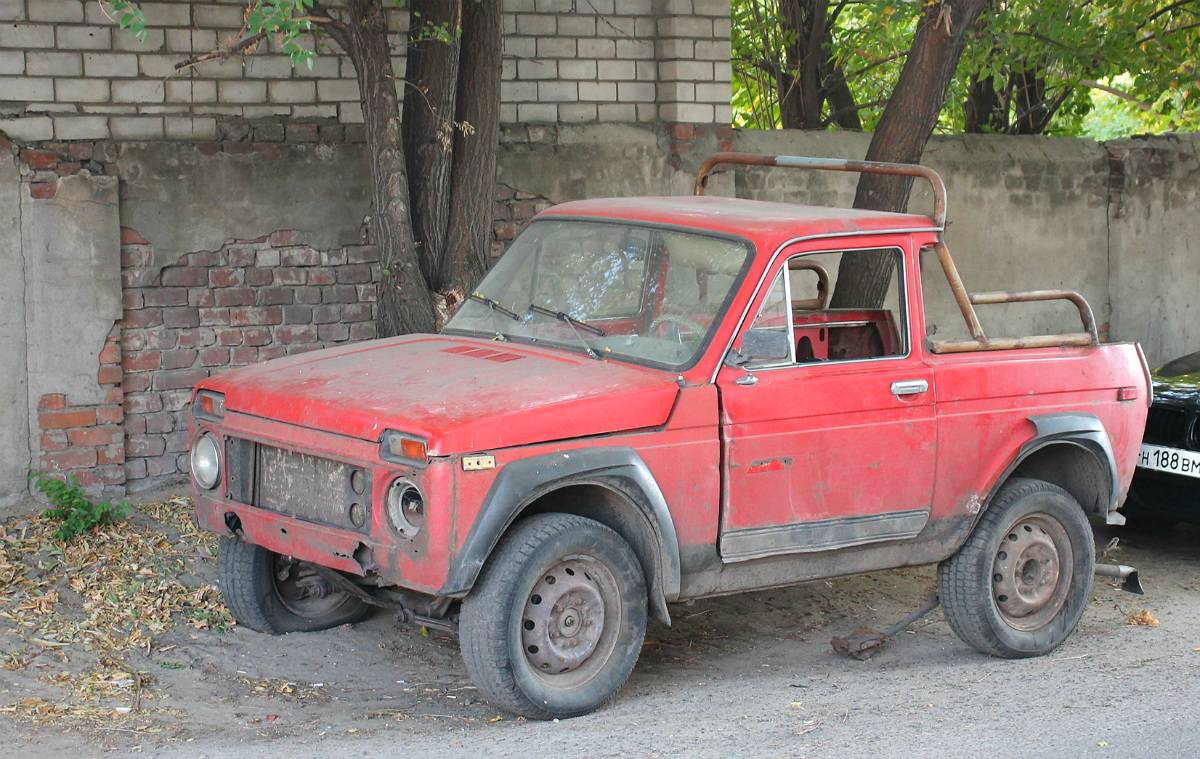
top-left (218, 536), bottom-right (371, 634)
top-left (459, 513), bottom-right (647, 719)
top-left (938, 478), bottom-right (1095, 658)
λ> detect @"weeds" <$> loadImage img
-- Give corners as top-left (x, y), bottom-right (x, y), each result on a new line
top-left (29, 472), bottom-right (130, 542)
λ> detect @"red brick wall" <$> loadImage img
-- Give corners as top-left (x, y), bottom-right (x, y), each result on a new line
top-left (118, 231), bottom-right (378, 484)
top-left (34, 325), bottom-right (126, 491)
top-left (492, 183), bottom-right (550, 258)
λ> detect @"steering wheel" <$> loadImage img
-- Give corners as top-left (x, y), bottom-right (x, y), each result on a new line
top-left (648, 314), bottom-right (706, 344)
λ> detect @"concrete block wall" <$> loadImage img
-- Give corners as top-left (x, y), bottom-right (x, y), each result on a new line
top-left (500, 0), bottom-right (732, 125)
top-left (0, 0), bottom-right (733, 144)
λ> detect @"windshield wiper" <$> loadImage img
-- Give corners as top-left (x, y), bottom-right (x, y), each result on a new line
top-left (527, 304), bottom-right (605, 335)
top-left (469, 293), bottom-right (520, 321)
top-left (468, 293), bottom-right (519, 341)
top-left (527, 303), bottom-right (605, 359)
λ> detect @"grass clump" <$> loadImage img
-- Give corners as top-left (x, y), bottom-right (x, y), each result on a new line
top-left (29, 472), bottom-right (129, 542)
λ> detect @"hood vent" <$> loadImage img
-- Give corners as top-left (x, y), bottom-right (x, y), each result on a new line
top-left (441, 345), bottom-right (525, 363)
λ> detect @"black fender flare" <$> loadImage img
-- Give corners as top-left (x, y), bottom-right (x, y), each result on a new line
top-left (440, 447), bottom-right (682, 621)
top-left (983, 412), bottom-right (1122, 525)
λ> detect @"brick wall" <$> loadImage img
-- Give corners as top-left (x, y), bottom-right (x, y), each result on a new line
top-left (35, 324), bottom-right (125, 490)
top-left (0, 0), bottom-right (732, 143)
top-left (118, 229), bottom-right (379, 483)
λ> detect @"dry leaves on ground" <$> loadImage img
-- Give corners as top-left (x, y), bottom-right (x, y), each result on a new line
top-left (1128, 609), bottom-right (1160, 626)
top-left (0, 494), bottom-right (233, 725)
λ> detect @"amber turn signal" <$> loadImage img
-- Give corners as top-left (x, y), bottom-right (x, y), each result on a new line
top-left (194, 390), bottom-right (225, 422)
top-left (381, 430), bottom-right (429, 466)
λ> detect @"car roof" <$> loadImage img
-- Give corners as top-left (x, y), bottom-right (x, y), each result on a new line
top-left (539, 195), bottom-right (938, 250)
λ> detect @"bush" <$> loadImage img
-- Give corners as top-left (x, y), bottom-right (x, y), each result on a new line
top-left (30, 472), bottom-right (130, 542)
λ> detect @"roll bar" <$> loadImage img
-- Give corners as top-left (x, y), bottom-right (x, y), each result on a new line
top-left (694, 152), bottom-right (1099, 354)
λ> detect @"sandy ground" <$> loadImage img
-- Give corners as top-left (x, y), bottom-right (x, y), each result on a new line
top-left (2, 484), bottom-right (1198, 759)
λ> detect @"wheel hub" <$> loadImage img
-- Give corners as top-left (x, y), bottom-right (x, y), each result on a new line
top-left (992, 515), bottom-right (1072, 629)
top-left (521, 559), bottom-right (607, 674)
top-left (273, 556), bottom-right (344, 616)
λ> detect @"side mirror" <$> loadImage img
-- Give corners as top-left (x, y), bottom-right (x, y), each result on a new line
top-left (740, 329), bottom-right (790, 361)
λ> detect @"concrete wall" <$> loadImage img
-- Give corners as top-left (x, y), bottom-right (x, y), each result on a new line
top-left (1108, 136), bottom-right (1200, 366)
top-left (0, 147), bottom-right (26, 507)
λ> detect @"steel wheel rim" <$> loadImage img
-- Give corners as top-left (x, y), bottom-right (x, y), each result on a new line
top-left (520, 555), bottom-right (622, 688)
top-left (273, 555), bottom-right (347, 618)
top-left (991, 514), bottom-right (1073, 631)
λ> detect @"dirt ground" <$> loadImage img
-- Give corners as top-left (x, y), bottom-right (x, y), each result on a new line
top-left (2, 483), bottom-right (1198, 759)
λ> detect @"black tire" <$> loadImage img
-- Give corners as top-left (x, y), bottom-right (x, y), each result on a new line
top-left (217, 536), bottom-right (371, 634)
top-left (459, 513), bottom-right (647, 720)
top-left (938, 477), bottom-right (1095, 659)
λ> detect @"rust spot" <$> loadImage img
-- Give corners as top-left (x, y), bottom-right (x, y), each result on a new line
top-left (747, 456), bottom-right (794, 474)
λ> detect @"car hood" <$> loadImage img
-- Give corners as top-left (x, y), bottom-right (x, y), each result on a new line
top-left (199, 335), bottom-right (680, 454)
top-left (1152, 350), bottom-right (1200, 411)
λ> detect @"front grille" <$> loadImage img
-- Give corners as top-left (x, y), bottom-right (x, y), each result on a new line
top-left (1145, 405), bottom-right (1192, 446)
top-left (224, 438), bottom-right (373, 534)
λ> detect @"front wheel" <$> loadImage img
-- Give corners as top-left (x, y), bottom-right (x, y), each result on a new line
top-left (938, 478), bottom-right (1095, 658)
top-left (217, 536), bottom-right (371, 634)
top-left (459, 513), bottom-right (647, 719)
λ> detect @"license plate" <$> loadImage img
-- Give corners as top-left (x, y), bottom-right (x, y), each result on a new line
top-left (1138, 443), bottom-right (1200, 479)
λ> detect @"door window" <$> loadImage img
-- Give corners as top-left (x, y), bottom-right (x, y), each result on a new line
top-left (740, 247), bottom-right (908, 366)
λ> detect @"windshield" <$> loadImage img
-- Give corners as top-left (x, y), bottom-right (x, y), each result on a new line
top-left (444, 219), bottom-right (752, 369)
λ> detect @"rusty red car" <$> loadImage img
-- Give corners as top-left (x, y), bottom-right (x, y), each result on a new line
top-left (189, 154), bottom-right (1150, 719)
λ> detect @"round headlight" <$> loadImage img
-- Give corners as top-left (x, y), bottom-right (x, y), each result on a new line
top-left (191, 433), bottom-right (221, 490)
top-left (386, 479), bottom-right (424, 537)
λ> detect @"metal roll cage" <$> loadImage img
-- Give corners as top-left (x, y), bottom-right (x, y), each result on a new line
top-left (694, 153), bottom-right (1099, 354)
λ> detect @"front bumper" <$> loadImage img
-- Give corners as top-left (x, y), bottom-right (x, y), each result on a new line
top-left (190, 410), bottom-right (454, 594)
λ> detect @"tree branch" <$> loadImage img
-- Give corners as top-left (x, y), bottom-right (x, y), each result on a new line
top-left (819, 97), bottom-right (886, 128)
top-left (1142, 0), bottom-right (1199, 28)
top-left (1077, 78), bottom-right (1155, 111)
top-left (174, 31), bottom-right (267, 71)
top-left (311, 1), bottom-right (351, 51)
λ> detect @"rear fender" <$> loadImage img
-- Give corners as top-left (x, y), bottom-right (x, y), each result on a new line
top-left (984, 412), bottom-right (1121, 525)
top-left (440, 447), bottom-right (681, 624)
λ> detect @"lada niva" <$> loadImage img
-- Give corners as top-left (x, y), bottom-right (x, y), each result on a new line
top-left (189, 154), bottom-right (1150, 718)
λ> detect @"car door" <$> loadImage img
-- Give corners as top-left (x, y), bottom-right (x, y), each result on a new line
top-left (716, 243), bottom-right (936, 562)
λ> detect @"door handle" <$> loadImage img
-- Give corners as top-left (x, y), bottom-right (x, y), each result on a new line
top-left (891, 379), bottom-right (929, 396)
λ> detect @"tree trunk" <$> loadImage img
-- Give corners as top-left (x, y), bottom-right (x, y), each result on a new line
top-left (441, 0), bottom-right (502, 296)
top-left (964, 74), bottom-right (1005, 133)
top-left (830, 0), bottom-right (990, 309)
top-left (343, 0), bottom-right (437, 337)
top-left (777, 0), bottom-right (808, 129)
top-left (1012, 68), bottom-right (1051, 134)
top-left (823, 57), bottom-right (862, 130)
top-left (403, 0), bottom-right (462, 290)
top-left (798, 0), bottom-right (829, 128)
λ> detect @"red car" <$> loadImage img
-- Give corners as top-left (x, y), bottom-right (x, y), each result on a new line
top-left (189, 154), bottom-right (1149, 719)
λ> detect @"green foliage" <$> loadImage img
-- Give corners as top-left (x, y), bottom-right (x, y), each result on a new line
top-left (246, 0), bottom-right (319, 68)
top-left (30, 472), bottom-right (130, 542)
top-left (109, 0), bottom-right (147, 42)
top-left (732, 0), bottom-right (1200, 138)
top-left (731, 0), bottom-right (917, 130)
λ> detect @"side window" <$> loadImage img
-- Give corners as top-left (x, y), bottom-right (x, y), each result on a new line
top-left (789, 248), bottom-right (907, 362)
top-left (739, 247), bottom-right (908, 368)
top-left (739, 271), bottom-right (792, 367)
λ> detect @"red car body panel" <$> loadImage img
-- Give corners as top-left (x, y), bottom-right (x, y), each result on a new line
top-left (189, 194), bottom-right (1147, 608)
top-left (197, 334), bottom-right (680, 453)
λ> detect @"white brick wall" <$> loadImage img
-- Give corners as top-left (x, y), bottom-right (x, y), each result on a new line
top-left (0, 0), bottom-right (731, 142)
